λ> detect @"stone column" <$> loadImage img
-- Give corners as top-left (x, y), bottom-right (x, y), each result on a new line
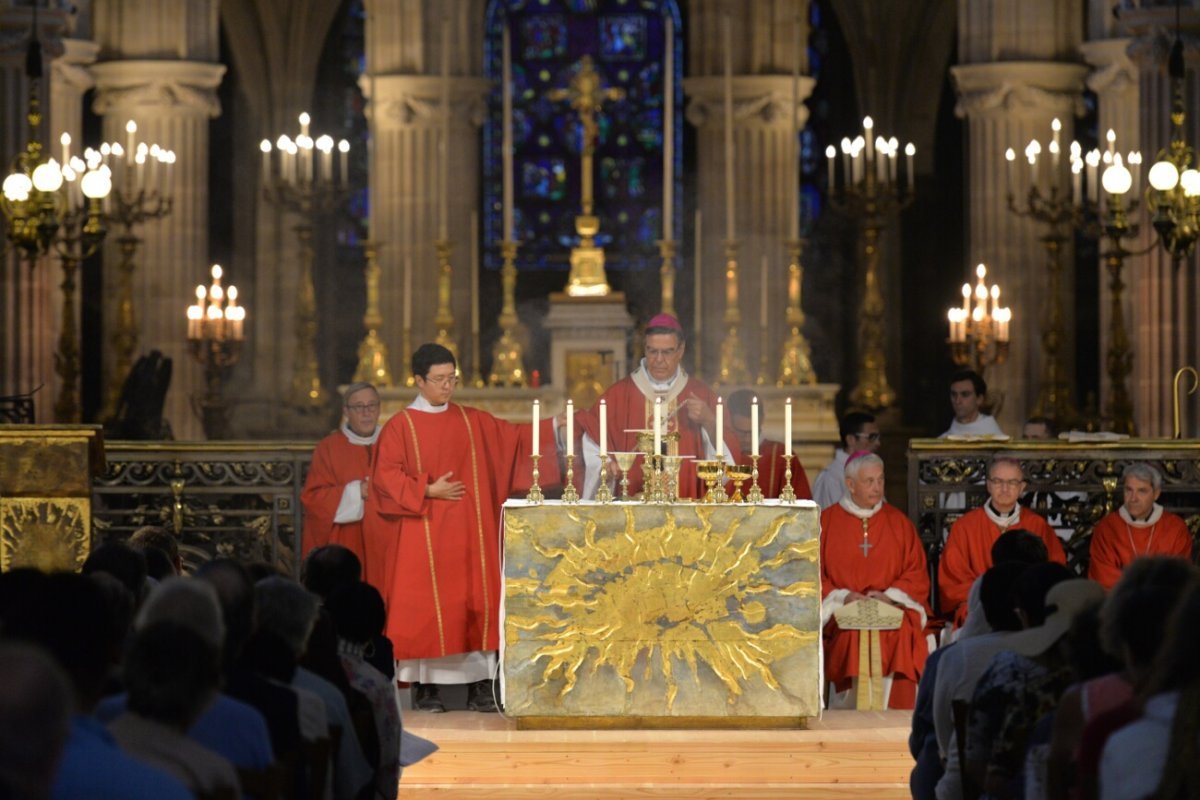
top-left (951, 63), bottom-right (1087, 429)
top-left (1080, 38), bottom-right (1138, 427)
top-left (366, 0), bottom-right (488, 374)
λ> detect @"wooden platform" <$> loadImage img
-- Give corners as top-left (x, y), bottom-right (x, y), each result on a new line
top-left (398, 709), bottom-right (913, 798)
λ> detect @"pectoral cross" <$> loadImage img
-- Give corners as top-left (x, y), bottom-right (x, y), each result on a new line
top-left (548, 56), bottom-right (625, 218)
top-left (859, 519), bottom-right (873, 557)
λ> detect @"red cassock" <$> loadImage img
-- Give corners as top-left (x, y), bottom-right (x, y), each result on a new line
top-left (300, 430), bottom-right (374, 561)
top-left (575, 374), bottom-right (742, 499)
top-left (938, 506), bottom-right (1066, 625)
top-left (735, 439), bottom-right (812, 500)
top-left (820, 502), bottom-right (930, 709)
top-left (362, 404), bottom-right (559, 661)
top-left (1087, 510), bottom-right (1194, 590)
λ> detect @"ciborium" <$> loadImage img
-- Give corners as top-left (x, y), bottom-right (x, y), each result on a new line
top-left (661, 454), bottom-right (691, 503)
top-left (724, 463), bottom-right (752, 503)
top-left (695, 459), bottom-right (724, 504)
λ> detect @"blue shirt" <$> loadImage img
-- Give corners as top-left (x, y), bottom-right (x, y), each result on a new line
top-left (96, 692), bottom-right (273, 769)
top-left (53, 716), bottom-right (193, 800)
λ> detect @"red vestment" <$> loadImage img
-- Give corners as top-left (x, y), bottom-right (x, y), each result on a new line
top-left (735, 439), bottom-right (812, 500)
top-left (1087, 510), bottom-right (1193, 590)
top-left (938, 505), bottom-right (1066, 625)
top-left (300, 430), bottom-right (373, 560)
top-left (362, 404), bottom-right (559, 661)
top-left (576, 373), bottom-right (741, 498)
top-left (820, 502), bottom-right (930, 709)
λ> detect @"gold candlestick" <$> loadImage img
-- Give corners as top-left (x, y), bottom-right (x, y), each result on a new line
top-left (562, 454), bottom-right (580, 503)
top-left (713, 456), bottom-right (730, 503)
top-left (353, 240), bottom-right (394, 386)
top-left (746, 454), bottom-right (764, 503)
top-left (649, 454), bottom-right (666, 503)
top-left (433, 238), bottom-right (458, 360)
top-left (401, 324), bottom-right (414, 386)
top-left (489, 239), bottom-right (528, 386)
top-left (777, 237), bottom-right (817, 385)
top-left (596, 456), bottom-right (613, 503)
top-left (526, 453), bottom-right (544, 504)
top-left (718, 240), bottom-right (749, 385)
top-left (658, 238), bottom-right (676, 315)
top-left (779, 454), bottom-right (797, 502)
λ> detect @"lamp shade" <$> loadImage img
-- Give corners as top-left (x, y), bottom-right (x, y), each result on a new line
top-left (1102, 163), bottom-right (1132, 196)
top-left (3, 172), bottom-right (33, 201)
top-left (31, 161), bottom-right (63, 193)
top-left (1149, 160), bottom-right (1180, 191)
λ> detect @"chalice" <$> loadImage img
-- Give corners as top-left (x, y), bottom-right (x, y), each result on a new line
top-left (694, 459), bottom-right (724, 504)
top-left (611, 452), bottom-right (640, 501)
top-left (724, 463), bottom-right (753, 503)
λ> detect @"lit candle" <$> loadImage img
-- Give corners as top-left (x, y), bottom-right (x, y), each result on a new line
top-left (260, 139), bottom-right (271, 184)
top-left (125, 120), bottom-right (136, 165)
top-left (1072, 160), bottom-right (1082, 203)
top-left (790, 14), bottom-right (801, 239)
top-left (662, 13), bottom-right (673, 239)
top-left (532, 399), bottom-right (540, 456)
top-left (299, 112), bottom-right (310, 138)
top-left (784, 397), bottom-right (793, 456)
top-left (961, 282), bottom-right (970, 316)
top-left (723, 14), bottom-right (735, 241)
top-left (599, 398), bottom-right (608, 457)
top-left (654, 397), bottom-right (662, 455)
top-left (863, 116), bottom-right (874, 163)
top-left (905, 143), bottom-right (915, 189)
top-left (60, 132), bottom-right (70, 165)
top-left (470, 210), bottom-right (480, 336)
top-left (439, 19), bottom-right (450, 241)
top-left (338, 139), bottom-right (349, 188)
top-left (715, 396), bottom-right (723, 451)
top-left (502, 23), bottom-right (514, 242)
top-left (1051, 118), bottom-right (1061, 172)
top-left (760, 254), bottom-right (768, 325)
top-left (566, 399), bottom-right (574, 457)
top-left (826, 145), bottom-right (836, 189)
top-left (751, 396), bottom-right (759, 457)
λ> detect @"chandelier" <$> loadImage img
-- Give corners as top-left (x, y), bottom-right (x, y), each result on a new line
top-left (1145, 0), bottom-right (1200, 261)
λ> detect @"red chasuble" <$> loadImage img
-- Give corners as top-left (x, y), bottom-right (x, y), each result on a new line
top-left (362, 404), bottom-right (559, 661)
top-left (820, 502), bottom-right (930, 709)
top-left (300, 430), bottom-right (374, 560)
top-left (1087, 509), bottom-right (1193, 590)
top-left (938, 505), bottom-right (1066, 625)
top-left (734, 439), bottom-right (812, 500)
top-left (576, 374), bottom-right (741, 498)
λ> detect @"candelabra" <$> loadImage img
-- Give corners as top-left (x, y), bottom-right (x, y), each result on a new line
top-left (1098, 155), bottom-right (1145, 435)
top-left (352, 240), bottom-right (394, 386)
top-left (261, 113), bottom-right (351, 411)
top-left (826, 117), bottom-right (916, 410)
top-left (489, 239), bottom-right (529, 386)
top-left (777, 237), bottom-right (817, 385)
top-left (946, 263), bottom-right (1012, 379)
top-left (717, 240), bottom-right (750, 385)
top-left (186, 265), bottom-right (247, 439)
top-left (99, 120), bottom-right (176, 420)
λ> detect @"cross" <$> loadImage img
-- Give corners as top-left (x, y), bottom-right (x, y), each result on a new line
top-left (548, 56), bottom-right (625, 217)
top-left (859, 519), bottom-right (873, 557)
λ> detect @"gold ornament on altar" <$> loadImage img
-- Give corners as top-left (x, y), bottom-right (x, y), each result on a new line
top-left (353, 240), bottom-right (394, 387)
top-left (186, 265), bottom-right (247, 439)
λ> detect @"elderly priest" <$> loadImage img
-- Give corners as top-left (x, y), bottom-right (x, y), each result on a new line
top-left (820, 452), bottom-right (930, 709)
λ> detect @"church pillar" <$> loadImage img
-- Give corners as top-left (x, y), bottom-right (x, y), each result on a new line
top-left (366, 0), bottom-right (488, 377)
top-left (682, 0), bottom-right (813, 382)
top-left (950, 64), bottom-right (1087, 430)
top-left (91, 0), bottom-right (223, 440)
top-left (1123, 9), bottom-right (1200, 436)
top-left (1080, 38), bottom-right (1138, 428)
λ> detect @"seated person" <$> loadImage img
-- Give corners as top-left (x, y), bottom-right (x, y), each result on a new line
top-left (821, 452), bottom-right (930, 709)
top-left (939, 457), bottom-right (1065, 627)
top-left (812, 411), bottom-right (879, 510)
top-left (1087, 463), bottom-right (1194, 590)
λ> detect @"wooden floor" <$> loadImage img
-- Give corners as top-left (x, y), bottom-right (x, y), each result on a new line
top-left (398, 708), bottom-right (913, 798)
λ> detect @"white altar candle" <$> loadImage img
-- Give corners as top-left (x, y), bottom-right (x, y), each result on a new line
top-left (790, 14), bottom-right (801, 239)
top-left (654, 397), bottom-right (662, 455)
top-left (662, 14), bottom-right (673, 239)
top-left (439, 19), bottom-right (450, 241)
top-left (532, 399), bottom-right (540, 456)
top-left (723, 15), bottom-right (735, 242)
top-left (784, 397), bottom-right (793, 456)
top-left (565, 399), bottom-right (574, 457)
top-left (502, 23), bottom-right (514, 242)
top-left (751, 396), bottom-right (759, 456)
top-left (715, 396), bottom-right (723, 452)
top-left (599, 399), bottom-right (608, 457)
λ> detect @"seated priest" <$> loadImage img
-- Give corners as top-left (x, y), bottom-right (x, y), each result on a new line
top-left (363, 344), bottom-right (563, 714)
top-left (576, 313), bottom-right (740, 499)
top-left (938, 457), bottom-right (1066, 628)
top-left (727, 390), bottom-right (811, 500)
top-left (812, 411), bottom-right (879, 510)
top-left (821, 452), bottom-right (930, 709)
top-left (1087, 462), bottom-right (1194, 590)
top-left (301, 382), bottom-right (381, 560)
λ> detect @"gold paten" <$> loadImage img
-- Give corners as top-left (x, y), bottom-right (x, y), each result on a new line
top-left (502, 502), bottom-right (821, 724)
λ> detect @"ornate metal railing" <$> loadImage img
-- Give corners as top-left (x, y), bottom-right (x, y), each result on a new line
top-left (907, 438), bottom-right (1200, 607)
top-left (92, 442), bottom-right (315, 576)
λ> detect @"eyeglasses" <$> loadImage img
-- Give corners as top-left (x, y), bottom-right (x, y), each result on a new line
top-left (986, 478), bottom-right (1025, 490)
top-left (422, 374), bottom-right (459, 388)
top-left (346, 402), bottom-right (380, 413)
top-left (645, 346), bottom-right (680, 360)
top-left (853, 432), bottom-right (881, 442)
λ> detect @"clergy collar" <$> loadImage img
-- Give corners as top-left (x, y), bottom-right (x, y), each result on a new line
top-left (341, 423), bottom-right (381, 446)
top-left (635, 358), bottom-right (686, 393)
top-left (408, 394), bottom-right (449, 413)
top-left (839, 495), bottom-right (883, 520)
top-left (1119, 503), bottom-right (1164, 527)
top-left (983, 499), bottom-right (1021, 529)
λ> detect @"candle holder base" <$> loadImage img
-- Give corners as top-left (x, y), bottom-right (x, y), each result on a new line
top-left (779, 454), bottom-right (797, 503)
top-left (562, 454), bottom-right (580, 503)
top-left (712, 457), bottom-right (729, 503)
top-left (526, 454), bottom-right (544, 504)
top-left (596, 460), bottom-right (613, 503)
top-left (747, 454), bottom-right (764, 504)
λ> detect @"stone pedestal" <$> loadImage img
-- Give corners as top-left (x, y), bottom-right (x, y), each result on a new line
top-left (544, 294), bottom-right (635, 408)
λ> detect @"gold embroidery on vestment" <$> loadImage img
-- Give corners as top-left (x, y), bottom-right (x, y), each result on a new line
top-left (401, 409), bottom-right (446, 656)
top-left (457, 405), bottom-right (490, 652)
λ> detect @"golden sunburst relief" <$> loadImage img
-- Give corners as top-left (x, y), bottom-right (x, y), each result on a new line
top-left (502, 503), bottom-right (822, 719)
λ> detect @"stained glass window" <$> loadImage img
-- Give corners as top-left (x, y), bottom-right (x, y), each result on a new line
top-left (483, 0), bottom-right (683, 272)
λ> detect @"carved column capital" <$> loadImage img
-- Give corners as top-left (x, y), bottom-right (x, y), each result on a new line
top-left (91, 60), bottom-right (226, 119)
top-left (51, 38), bottom-right (100, 95)
top-left (682, 75), bottom-right (816, 130)
top-left (1081, 38), bottom-right (1137, 96)
top-left (368, 74), bottom-right (491, 130)
top-left (951, 62), bottom-right (1088, 119)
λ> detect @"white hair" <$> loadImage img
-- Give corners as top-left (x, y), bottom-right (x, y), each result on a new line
top-left (136, 578), bottom-right (224, 648)
top-left (342, 382), bottom-right (379, 404)
top-left (844, 452), bottom-right (884, 481)
top-left (1122, 462), bottom-right (1162, 492)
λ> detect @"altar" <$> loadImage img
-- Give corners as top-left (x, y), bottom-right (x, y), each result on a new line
top-left (499, 499), bottom-right (822, 729)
